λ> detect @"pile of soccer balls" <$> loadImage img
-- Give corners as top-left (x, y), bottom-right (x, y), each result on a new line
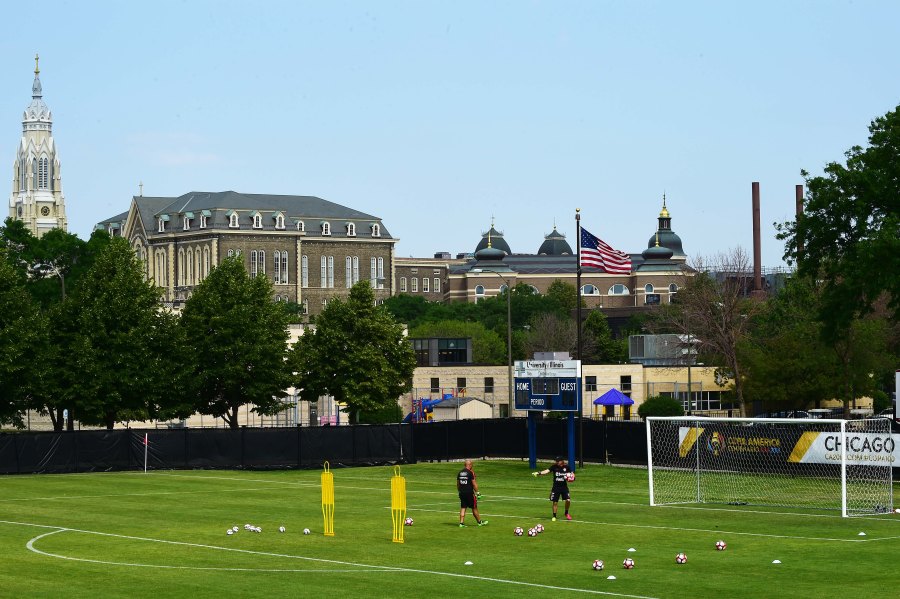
top-left (404, 517), bottom-right (414, 526)
top-left (590, 541), bottom-right (727, 571)
top-left (516, 523), bottom-right (545, 537)
top-left (225, 524), bottom-right (306, 536)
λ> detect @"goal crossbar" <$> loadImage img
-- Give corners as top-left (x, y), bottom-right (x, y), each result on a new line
top-left (646, 416), bottom-right (894, 517)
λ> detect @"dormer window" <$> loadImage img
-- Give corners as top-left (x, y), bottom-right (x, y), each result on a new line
top-left (275, 213), bottom-right (285, 230)
top-left (296, 220), bottom-right (305, 232)
top-left (200, 214), bottom-right (208, 229)
top-left (371, 223), bottom-right (381, 237)
top-left (183, 216), bottom-right (190, 230)
top-left (322, 222), bottom-right (331, 236)
top-left (227, 211), bottom-right (239, 228)
top-left (157, 214), bottom-right (169, 232)
top-left (347, 223), bottom-right (356, 237)
top-left (251, 212), bottom-right (263, 229)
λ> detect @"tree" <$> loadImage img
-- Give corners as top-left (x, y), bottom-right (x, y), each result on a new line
top-left (653, 248), bottom-right (763, 416)
top-left (523, 312), bottom-right (591, 358)
top-left (777, 103), bottom-right (900, 341)
top-left (181, 255), bottom-right (292, 428)
top-left (0, 253), bottom-right (48, 427)
top-left (583, 309), bottom-right (628, 364)
top-left (409, 320), bottom-right (506, 365)
top-left (292, 281), bottom-right (416, 422)
top-left (637, 396), bottom-right (684, 418)
top-left (63, 238), bottom-right (179, 429)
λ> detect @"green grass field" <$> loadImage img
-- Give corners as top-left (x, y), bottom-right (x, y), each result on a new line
top-left (1, 461), bottom-right (898, 598)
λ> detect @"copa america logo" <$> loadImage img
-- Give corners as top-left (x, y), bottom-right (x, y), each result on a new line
top-left (707, 432), bottom-right (726, 456)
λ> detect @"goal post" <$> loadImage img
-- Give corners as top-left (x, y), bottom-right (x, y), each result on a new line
top-left (646, 416), bottom-right (894, 517)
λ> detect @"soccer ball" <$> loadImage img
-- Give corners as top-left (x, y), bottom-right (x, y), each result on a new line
top-left (565, 472), bottom-right (575, 483)
top-left (278, 526), bottom-right (286, 533)
top-left (623, 558), bottom-right (635, 569)
top-left (535, 524), bottom-right (545, 533)
top-left (253, 527), bottom-right (261, 533)
top-left (514, 527), bottom-right (524, 536)
top-left (303, 528), bottom-right (311, 535)
top-left (404, 517), bottom-right (414, 526)
top-left (592, 559), bottom-right (604, 571)
top-left (244, 524), bottom-right (252, 530)
top-left (226, 529), bottom-right (234, 535)
top-left (676, 553), bottom-right (687, 564)
top-left (232, 526), bottom-right (239, 532)
top-left (527, 528), bottom-right (537, 537)
top-left (715, 540), bottom-right (727, 551)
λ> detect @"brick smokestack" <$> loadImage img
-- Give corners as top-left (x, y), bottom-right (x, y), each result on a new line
top-left (752, 182), bottom-right (763, 295)
top-left (795, 184), bottom-right (804, 257)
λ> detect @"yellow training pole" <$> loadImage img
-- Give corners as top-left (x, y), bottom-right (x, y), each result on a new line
top-left (391, 465), bottom-right (407, 543)
top-left (322, 461), bottom-right (335, 537)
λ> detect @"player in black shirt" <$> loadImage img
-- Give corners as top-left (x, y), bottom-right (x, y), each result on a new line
top-left (532, 456), bottom-right (572, 521)
top-left (457, 459), bottom-right (488, 527)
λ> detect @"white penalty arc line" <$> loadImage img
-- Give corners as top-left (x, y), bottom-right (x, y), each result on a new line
top-left (12, 521), bottom-right (658, 599)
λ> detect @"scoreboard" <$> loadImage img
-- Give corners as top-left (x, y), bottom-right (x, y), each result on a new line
top-left (514, 359), bottom-right (581, 412)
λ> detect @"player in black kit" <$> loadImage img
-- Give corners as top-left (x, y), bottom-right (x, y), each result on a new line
top-left (532, 456), bottom-right (572, 521)
top-left (457, 459), bottom-right (488, 527)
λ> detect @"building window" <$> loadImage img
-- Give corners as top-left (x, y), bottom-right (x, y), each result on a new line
top-left (484, 377), bottom-right (494, 394)
top-left (275, 214), bottom-right (285, 230)
top-left (347, 223), bottom-right (356, 237)
top-left (322, 222), bottom-right (331, 236)
top-left (430, 377), bottom-right (440, 393)
top-left (609, 284), bottom-right (630, 295)
top-left (352, 256), bottom-right (359, 284)
top-left (302, 255), bottom-right (309, 288)
top-left (422, 277), bottom-right (430, 293)
top-left (227, 249), bottom-right (235, 258)
top-left (301, 298), bottom-right (309, 314)
top-left (280, 251), bottom-right (288, 284)
top-left (411, 277), bottom-right (418, 292)
top-left (456, 377), bottom-right (467, 395)
top-left (322, 298), bottom-right (328, 308)
top-left (585, 376), bottom-right (597, 392)
top-left (158, 217), bottom-right (166, 232)
top-left (645, 283), bottom-right (654, 294)
top-left (186, 248), bottom-right (194, 285)
top-left (327, 256), bottom-right (334, 288)
top-left (177, 249), bottom-right (185, 286)
top-left (200, 214), bottom-right (207, 229)
top-left (250, 250), bottom-right (258, 277)
top-left (346, 256), bottom-right (353, 288)
top-left (183, 216), bottom-right (191, 230)
top-left (253, 214), bottom-right (262, 229)
top-left (400, 277), bottom-right (407, 292)
top-left (434, 278), bottom-right (441, 293)
top-left (669, 283), bottom-right (678, 293)
top-left (229, 213), bottom-right (239, 228)
top-left (581, 284), bottom-right (599, 295)
top-left (438, 339), bottom-right (468, 364)
top-left (38, 157), bottom-right (49, 189)
top-left (377, 257), bottom-right (384, 288)
top-left (412, 339), bottom-right (429, 366)
top-left (370, 257), bottom-right (377, 288)
top-left (321, 256), bottom-right (327, 287)
top-left (475, 284), bottom-right (485, 296)
top-left (203, 247), bottom-right (210, 278)
top-left (528, 285), bottom-right (540, 295)
top-left (297, 220), bottom-right (305, 232)
top-left (275, 251), bottom-right (282, 284)
top-left (371, 223), bottom-right (381, 237)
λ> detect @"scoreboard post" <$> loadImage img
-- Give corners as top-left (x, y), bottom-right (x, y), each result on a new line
top-left (514, 359), bottom-right (582, 470)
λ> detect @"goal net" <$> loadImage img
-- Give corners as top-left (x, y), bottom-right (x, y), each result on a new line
top-left (646, 416), bottom-right (894, 517)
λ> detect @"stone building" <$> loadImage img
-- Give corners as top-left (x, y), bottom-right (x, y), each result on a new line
top-left (97, 190), bottom-right (395, 316)
top-left (8, 56), bottom-right (67, 237)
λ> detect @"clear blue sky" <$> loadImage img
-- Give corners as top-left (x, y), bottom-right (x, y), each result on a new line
top-left (4, 0), bottom-right (899, 268)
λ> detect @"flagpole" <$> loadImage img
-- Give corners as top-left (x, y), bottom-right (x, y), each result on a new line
top-left (576, 208), bottom-right (584, 469)
top-left (144, 433), bottom-right (148, 473)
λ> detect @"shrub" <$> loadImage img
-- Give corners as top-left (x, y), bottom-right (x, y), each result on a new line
top-left (637, 396), bottom-right (684, 418)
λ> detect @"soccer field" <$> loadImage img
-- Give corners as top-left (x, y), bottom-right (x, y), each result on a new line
top-left (1, 461), bottom-right (897, 598)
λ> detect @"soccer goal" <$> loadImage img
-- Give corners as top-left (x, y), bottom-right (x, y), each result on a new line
top-left (646, 416), bottom-right (894, 517)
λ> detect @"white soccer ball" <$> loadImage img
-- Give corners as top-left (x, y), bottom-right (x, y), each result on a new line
top-left (527, 528), bottom-right (537, 537)
top-left (623, 558), bottom-right (635, 569)
top-left (592, 559), bottom-right (604, 571)
top-left (279, 526), bottom-right (286, 533)
top-left (404, 517), bottom-right (414, 526)
top-left (226, 529), bottom-right (234, 535)
top-left (565, 472), bottom-right (575, 483)
top-left (676, 552), bottom-right (687, 564)
top-left (514, 527), bottom-right (524, 536)
top-left (303, 528), bottom-right (311, 535)
top-left (715, 540), bottom-right (727, 551)
top-left (535, 523), bottom-right (544, 533)
top-left (232, 526), bottom-right (239, 532)
top-left (254, 527), bottom-right (261, 533)
top-left (244, 524), bottom-right (252, 530)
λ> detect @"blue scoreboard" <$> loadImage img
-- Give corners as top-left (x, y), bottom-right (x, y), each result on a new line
top-left (513, 359), bottom-right (581, 412)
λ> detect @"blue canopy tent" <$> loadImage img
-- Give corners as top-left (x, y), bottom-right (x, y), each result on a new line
top-left (593, 388), bottom-right (634, 406)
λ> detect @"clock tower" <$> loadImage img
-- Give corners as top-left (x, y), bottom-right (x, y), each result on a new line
top-left (9, 55), bottom-right (67, 237)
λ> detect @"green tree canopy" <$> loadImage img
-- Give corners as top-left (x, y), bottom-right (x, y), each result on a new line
top-left (778, 103), bottom-right (900, 341)
top-left (292, 281), bottom-right (416, 421)
top-left (181, 255), bottom-right (292, 428)
top-left (409, 319), bottom-right (507, 364)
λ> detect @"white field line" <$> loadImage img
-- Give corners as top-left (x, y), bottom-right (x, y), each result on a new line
top-left (0, 487), bottom-right (307, 503)
top-left (12, 521), bottom-right (658, 599)
top-left (405, 508), bottom-right (879, 543)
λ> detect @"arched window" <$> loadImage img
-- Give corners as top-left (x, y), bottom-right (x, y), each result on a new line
top-left (411, 277), bottom-right (418, 292)
top-left (644, 283), bottom-right (654, 294)
top-left (258, 250), bottom-right (266, 275)
top-left (301, 299), bottom-right (309, 314)
top-left (377, 257), bottom-right (384, 288)
top-left (183, 216), bottom-right (191, 230)
top-left (203, 247), bottom-right (210, 279)
top-left (186, 248), bottom-right (194, 285)
top-left (275, 214), bottom-right (285, 230)
top-left (352, 256), bottom-right (359, 284)
top-left (275, 251), bottom-right (282, 285)
top-left (297, 220), bottom-right (305, 232)
top-left (581, 284), bottom-right (599, 295)
top-left (38, 157), bottom-right (49, 189)
top-left (250, 250), bottom-right (258, 277)
top-left (608, 284), bottom-right (630, 295)
top-left (229, 213), bottom-right (239, 228)
top-left (668, 283), bottom-right (678, 293)
top-left (280, 251), bottom-right (289, 284)
top-left (227, 249), bottom-right (235, 258)
top-left (32, 158), bottom-right (37, 190)
top-left (345, 256), bottom-right (353, 288)
top-left (252, 214), bottom-right (262, 229)
top-left (301, 255), bottom-right (309, 288)
top-left (322, 222), bottom-right (331, 236)
top-left (371, 223), bottom-right (381, 237)
top-left (400, 277), bottom-right (407, 292)
top-left (347, 223), bottom-right (356, 237)
top-left (499, 284), bottom-right (508, 294)
top-left (177, 249), bottom-right (185, 286)
top-left (528, 285), bottom-right (540, 295)
top-left (475, 285), bottom-right (485, 296)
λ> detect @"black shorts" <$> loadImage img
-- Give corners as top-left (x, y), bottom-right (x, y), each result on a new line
top-left (459, 493), bottom-right (476, 509)
top-left (550, 488), bottom-right (570, 502)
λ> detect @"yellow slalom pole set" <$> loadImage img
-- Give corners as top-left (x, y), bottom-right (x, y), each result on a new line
top-left (391, 465), bottom-right (407, 543)
top-left (321, 461), bottom-right (335, 536)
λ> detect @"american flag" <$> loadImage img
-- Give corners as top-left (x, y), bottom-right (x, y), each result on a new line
top-left (580, 227), bottom-right (632, 274)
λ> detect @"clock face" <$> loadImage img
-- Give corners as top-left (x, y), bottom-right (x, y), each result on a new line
top-left (40, 206), bottom-right (50, 216)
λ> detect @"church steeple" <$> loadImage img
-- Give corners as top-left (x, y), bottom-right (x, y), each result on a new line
top-left (9, 55), bottom-right (67, 237)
